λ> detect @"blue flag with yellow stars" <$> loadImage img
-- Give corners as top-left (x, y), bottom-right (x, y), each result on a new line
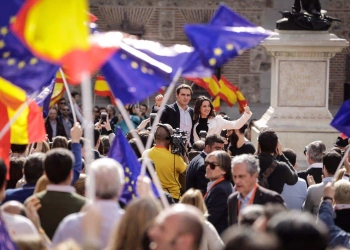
top-left (101, 39), bottom-right (211, 105)
top-left (108, 128), bottom-right (159, 204)
top-left (331, 100), bottom-right (350, 138)
top-left (34, 78), bottom-right (56, 117)
top-left (0, 0), bottom-right (59, 95)
top-left (184, 4), bottom-right (273, 69)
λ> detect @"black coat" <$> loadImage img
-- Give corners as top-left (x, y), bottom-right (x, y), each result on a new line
top-left (159, 102), bottom-right (194, 130)
top-left (227, 185), bottom-right (285, 225)
top-left (298, 167), bottom-right (323, 188)
top-left (204, 179), bottom-right (234, 235)
top-left (186, 152), bottom-right (208, 195)
top-left (45, 119), bottom-right (67, 142)
top-left (335, 209), bottom-right (350, 233)
top-left (258, 153), bottom-right (298, 194)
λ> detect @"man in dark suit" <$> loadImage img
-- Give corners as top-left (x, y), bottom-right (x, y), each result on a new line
top-left (45, 108), bottom-right (67, 141)
top-left (186, 135), bottom-right (224, 195)
top-left (228, 154), bottom-right (285, 226)
top-left (298, 141), bottom-right (326, 187)
top-left (152, 84), bottom-right (194, 141)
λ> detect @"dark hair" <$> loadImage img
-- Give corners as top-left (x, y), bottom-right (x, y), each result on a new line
top-left (52, 136), bottom-right (68, 149)
top-left (44, 148), bottom-right (74, 184)
top-left (100, 136), bottom-right (110, 155)
top-left (127, 104), bottom-right (136, 116)
top-left (206, 151), bottom-right (232, 180)
top-left (129, 138), bottom-right (141, 158)
top-left (71, 91), bottom-right (80, 98)
top-left (58, 97), bottom-right (66, 103)
top-left (99, 107), bottom-right (107, 112)
top-left (330, 147), bottom-right (342, 156)
top-left (94, 129), bottom-right (101, 147)
top-left (282, 148), bottom-right (297, 167)
top-left (205, 134), bottom-right (224, 147)
top-left (258, 128), bottom-right (278, 154)
top-left (193, 96), bottom-right (216, 122)
top-left (223, 226), bottom-right (281, 250)
top-left (7, 157), bottom-right (26, 189)
top-left (24, 153), bottom-right (45, 184)
top-left (238, 123), bottom-right (248, 135)
top-left (266, 211), bottom-right (328, 250)
top-left (176, 84), bottom-right (193, 95)
top-left (11, 144), bottom-right (27, 154)
top-left (0, 159), bottom-right (8, 190)
top-left (106, 105), bottom-right (116, 115)
top-left (323, 150), bottom-right (342, 175)
top-left (138, 130), bottom-right (150, 147)
top-left (140, 104), bottom-right (148, 109)
top-left (192, 140), bottom-right (205, 151)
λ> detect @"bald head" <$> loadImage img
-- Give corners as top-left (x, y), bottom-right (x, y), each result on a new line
top-left (155, 124), bottom-right (173, 142)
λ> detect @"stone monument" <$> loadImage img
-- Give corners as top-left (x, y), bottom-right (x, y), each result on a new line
top-left (252, 1), bottom-right (349, 168)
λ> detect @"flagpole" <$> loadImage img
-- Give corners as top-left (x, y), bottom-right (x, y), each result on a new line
top-left (59, 68), bottom-right (78, 124)
top-left (0, 92), bottom-right (38, 141)
top-left (80, 73), bottom-right (95, 203)
top-left (115, 99), bottom-right (169, 208)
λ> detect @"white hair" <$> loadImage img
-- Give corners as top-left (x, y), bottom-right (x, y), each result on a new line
top-left (88, 158), bottom-right (125, 199)
top-left (232, 154), bottom-right (260, 175)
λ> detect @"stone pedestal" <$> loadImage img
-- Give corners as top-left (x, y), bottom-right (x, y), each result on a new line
top-left (252, 31), bottom-right (349, 169)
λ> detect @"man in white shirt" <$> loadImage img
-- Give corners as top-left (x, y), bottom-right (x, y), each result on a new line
top-left (52, 158), bottom-right (125, 249)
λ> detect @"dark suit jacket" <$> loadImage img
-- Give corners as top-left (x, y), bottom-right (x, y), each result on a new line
top-left (298, 167), bottom-right (323, 188)
top-left (205, 180), bottom-right (234, 235)
top-left (45, 119), bottom-right (67, 141)
top-left (335, 209), bottom-right (350, 233)
top-left (228, 185), bottom-right (285, 226)
top-left (186, 152), bottom-right (208, 195)
top-left (159, 102), bottom-right (194, 130)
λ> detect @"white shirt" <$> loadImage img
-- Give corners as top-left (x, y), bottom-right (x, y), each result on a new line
top-left (307, 162), bottom-right (323, 170)
top-left (237, 187), bottom-right (255, 213)
top-left (46, 184), bottom-right (76, 193)
top-left (176, 102), bottom-right (192, 141)
top-left (2, 211), bottom-right (38, 237)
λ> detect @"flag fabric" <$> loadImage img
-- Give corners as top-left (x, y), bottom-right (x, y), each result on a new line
top-left (108, 128), bottom-right (158, 204)
top-left (236, 87), bottom-right (248, 114)
top-left (331, 100), bottom-right (350, 138)
top-left (158, 86), bottom-right (166, 95)
top-left (34, 78), bottom-right (56, 116)
top-left (0, 77), bottom-right (46, 176)
top-left (184, 4), bottom-right (272, 69)
top-left (94, 76), bottom-right (116, 105)
top-left (102, 38), bottom-right (203, 104)
top-left (213, 96), bottom-right (220, 112)
top-left (0, 0), bottom-right (59, 95)
top-left (218, 76), bottom-right (238, 107)
top-left (186, 75), bottom-right (221, 97)
top-left (11, 0), bottom-right (116, 83)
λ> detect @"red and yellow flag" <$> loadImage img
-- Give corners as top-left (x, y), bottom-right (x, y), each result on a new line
top-left (213, 96), bottom-right (220, 112)
top-left (186, 76), bottom-right (221, 97)
top-left (219, 75), bottom-right (247, 114)
top-left (49, 72), bottom-right (67, 108)
top-left (94, 76), bottom-right (116, 105)
top-left (12, 0), bottom-right (116, 84)
top-left (0, 77), bottom-right (46, 177)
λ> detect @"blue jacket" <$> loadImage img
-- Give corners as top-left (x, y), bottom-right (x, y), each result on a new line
top-left (318, 201), bottom-right (350, 248)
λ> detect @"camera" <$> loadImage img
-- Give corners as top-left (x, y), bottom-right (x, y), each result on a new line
top-left (101, 112), bottom-right (107, 123)
top-left (171, 128), bottom-right (188, 156)
top-left (199, 130), bottom-right (207, 142)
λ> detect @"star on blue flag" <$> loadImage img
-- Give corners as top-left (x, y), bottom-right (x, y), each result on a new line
top-left (331, 100), bottom-right (350, 138)
top-left (108, 128), bottom-right (159, 204)
top-left (184, 4), bottom-right (273, 69)
top-left (0, 0), bottom-right (59, 95)
top-left (101, 38), bottom-right (211, 104)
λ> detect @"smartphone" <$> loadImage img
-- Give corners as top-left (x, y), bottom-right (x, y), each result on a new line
top-left (101, 112), bottom-right (107, 123)
top-left (149, 113), bottom-right (157, 127)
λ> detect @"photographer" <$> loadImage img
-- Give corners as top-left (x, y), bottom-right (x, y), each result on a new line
top-left (146, 124), bottom-right (188, 202)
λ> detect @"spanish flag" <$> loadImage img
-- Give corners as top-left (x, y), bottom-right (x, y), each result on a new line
top-left (186, 75), bottom-right (220, 97)
top-left (219, 75), bottom-right (247, 114)
top-left (213, 96), bottom-right (220, 112)
top-left (0, 77), bottom-right (46, 177)
top-left (12, 0), bottom-right (116, 84)
top-left (49, 73), bottom-right (67, 108)
top-left (94, 76), bottom-right (116, 105)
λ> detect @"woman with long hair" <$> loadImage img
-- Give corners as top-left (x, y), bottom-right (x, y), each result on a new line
top-left (228, 123), bottom-right (256, 156)
top-left (192, 96), bottom-right (252, 142)
top-left (108, 198), bottom-right (161, 250)
top-left (204, 150), bottom-right (234, 235)
top-left (117, 104), bottom-right (141, 135)
top-left (180, 189), bottom-right (224, 250)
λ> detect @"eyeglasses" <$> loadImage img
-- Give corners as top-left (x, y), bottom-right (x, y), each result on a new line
top-left (63, 109), bottom-right (70, 111)
top-left (59, 102), bottom-right (66, 105)
top-left (205, 161), bottom-right (219, 170)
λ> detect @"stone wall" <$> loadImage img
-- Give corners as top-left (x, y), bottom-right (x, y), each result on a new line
top-left (89, 0), bottom-right (350, 106)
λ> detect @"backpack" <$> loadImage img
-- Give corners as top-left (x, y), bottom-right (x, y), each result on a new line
top-left (258, 160), bottom-right (278, 189)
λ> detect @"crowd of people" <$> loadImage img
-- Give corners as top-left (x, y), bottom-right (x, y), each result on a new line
top-left (2, 83), bottom-right (350, 250)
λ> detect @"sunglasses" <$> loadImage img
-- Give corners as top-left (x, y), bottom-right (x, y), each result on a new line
top-left (63, 109), bottom-right (70, 111)
top-left (59, 102), bottom-right (66, 105)
top-left (205, 161), bottom-right (219, 170)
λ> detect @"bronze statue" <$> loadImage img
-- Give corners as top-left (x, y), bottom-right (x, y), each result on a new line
top-left (276, 0), bottom-right (341, 31)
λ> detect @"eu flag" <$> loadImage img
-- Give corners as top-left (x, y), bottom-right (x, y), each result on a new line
top-left (108, 128), bottom-right (158, 204)
top-left (331, 100), bottom-right (350, 138)
top-left (0, 0), bottom-right (59, 94)
top-left (101, 39), bottom-right (211, 104)
top-left (34, 78), bottom-right (56, 116)
top-left (184, 4), bottom-right (273, 69)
